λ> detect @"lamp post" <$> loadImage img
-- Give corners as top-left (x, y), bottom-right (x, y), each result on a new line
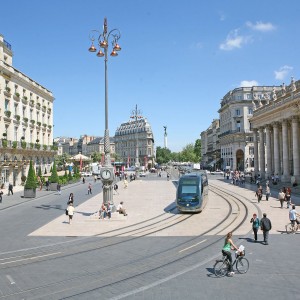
top-left (88, 18), bottom-right (121, 206)
top-left (130, 105), bottom-right (143, 176)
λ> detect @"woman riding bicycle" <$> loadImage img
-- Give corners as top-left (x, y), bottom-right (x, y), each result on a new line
top-left (222, 232), bottom-right (239, 276)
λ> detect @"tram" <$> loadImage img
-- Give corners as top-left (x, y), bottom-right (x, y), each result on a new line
top-left (176, 172), bottom-right (208, 213)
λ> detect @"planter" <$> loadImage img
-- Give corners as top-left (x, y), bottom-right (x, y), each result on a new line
top-left (24, 188), bottom-right (36, 198)
top-left (49, 182), bottom-right (58, 191)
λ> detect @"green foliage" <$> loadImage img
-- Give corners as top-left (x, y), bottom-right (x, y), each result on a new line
top-left (180, 143), bottom-right (199, 162)
top-left (2, 139), bottom-right (7, 148)
top-left (91, 152), bottom-right (102, 163)
top-left (194, 139), bottom-right (201, 161)
top-left (21, 141), bottom-right (26, 149)
top-left (12, 141), bottom-right (17, 149)
top-left (55, 153), bottom-right (71, 169)
top-left (49, 160), bottom-right (59, 183)
top-left (50, 166), bottom-right (53, 173)
top-left (64, 170), bottom-right (68, 178)
top-left (25, 160), bottom-right (38, 189)
top-left (38, 166), bottom-right (42, 177)
top-left (156, 147), bottom-right (172, 165)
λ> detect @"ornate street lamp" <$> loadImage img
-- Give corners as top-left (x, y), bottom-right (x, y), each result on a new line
top-left (88, 18), bottom-right (121, 206)
top-left (130, 105), bottom-right (143, 176)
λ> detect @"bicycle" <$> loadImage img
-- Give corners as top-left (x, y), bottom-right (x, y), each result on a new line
top-left (286, 221), bottom-right (299, 234)
top-left (214, 248), bottom-right (249, 277)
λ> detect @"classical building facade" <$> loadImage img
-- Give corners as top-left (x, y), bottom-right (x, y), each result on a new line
top-left (0, 34), bottom-right (55, 187)
top-left (200, 119), bottom-right (220, 169)
top-left (114, 118), bottom-right (155, 167)
top-left (218, 85), bottom-right (280, 172)
top-left (250, 78), bottom-right (300, 182)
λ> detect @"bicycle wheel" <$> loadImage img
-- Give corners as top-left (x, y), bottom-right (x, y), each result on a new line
top-left (214, 260), bottom-right (228, 277)
top-left (286, 223), bottom-right (294, 234)
top-left (236, 257), bottom-right (249, 274)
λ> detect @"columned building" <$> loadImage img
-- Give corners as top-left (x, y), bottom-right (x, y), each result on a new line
top-left (114, 118), bottom-right (155, 168)
top-left (218, 85), bottom-right (280, 172)
top-left (250, 78), bottom-right (300, 183)
top-left (0, 34), bottom-right (55, 187)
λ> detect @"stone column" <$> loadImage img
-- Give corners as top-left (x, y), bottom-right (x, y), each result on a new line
top-left (292, 116), bottom-right (300, 180)
top-left (273, 122), bottom-right (280, 177)
top-left (265, 125), bottom-right (272, 179)
top-left (253, 129), bottom-right (259, 175)
top-left (281, 119), bottom-right (289, 182)
top-left (259, 127), bottom-right (265, 178)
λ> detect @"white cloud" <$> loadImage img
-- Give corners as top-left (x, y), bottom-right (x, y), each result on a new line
top-left (218, 11), bottom-right (226, 21)
top-left (219, 29), bottom-right (251, 51)
top-left (274, 65), bottom-right (293, 81)
top-left (240, 80), bottom-right (259, 87)
top-left (246, 21), bottom-right (276, 32)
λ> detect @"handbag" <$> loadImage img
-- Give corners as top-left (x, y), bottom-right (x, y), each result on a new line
top-left (65, 209), bottom-right (68, 216)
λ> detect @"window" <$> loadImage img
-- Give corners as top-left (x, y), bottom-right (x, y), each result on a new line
top-left (30, 131), bottom-right (33, 143)
top-left (236, 109), bottom-right (241, 116)
top-left (37, 112), bottom-right (39, 122)
top-left (236, 121), bottom-right (241, 132)
top-left (249, 147), bottom-right (254, 155)
top-left (14, 104), bottom-right (18, 115)
top-left (5, 99), bottom-right (9, 111)
top-left (248, 108), bottom-right (253, 115)
top-left (30, 109), bottom-right (33, 120)
top-left (14, 126), bottom-right (18, 141)
top-left (23, 106), bottom-right (26, 117)
top-left (246, 94), bottom-right (251, 100)
top-left (23, 128), bottom-right (26, 138)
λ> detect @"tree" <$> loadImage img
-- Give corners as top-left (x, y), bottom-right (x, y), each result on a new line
top-left (156, 147), bottom-right (172, 165)
top-left (68, 170), bottom-right (73, 181)
top-left (38, 166), bottom-right (42, 177)
top-left (49, 159), bottom-right (59, 183)
top-left (194, 139), bottom-right (201, 161)
top-left (25, 160), bottom-right (38, 189)
top-left (91, 152), bottom-right (102, 163)
top-left (180, 143), bottom-right (198, 162)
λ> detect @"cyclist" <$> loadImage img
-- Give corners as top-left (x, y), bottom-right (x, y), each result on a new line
top-left (289, 205), bottom-right (300, 231)
top-left (222, 232), bottom-right (239, 276)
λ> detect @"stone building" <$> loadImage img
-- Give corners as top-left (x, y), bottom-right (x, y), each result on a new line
top-left (218, 85), bottom-right (280, 172)
top-left (250, 78), bottom-right (300, 182)
top-left (0, 34), bottom-right (55, 187)
top-left (200, 119), bottom-right (220, 169)
top-left (114, 118), bottom-right (155, 168)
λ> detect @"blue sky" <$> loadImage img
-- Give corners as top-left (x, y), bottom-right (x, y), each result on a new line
top-left (1, 0), bottom-right (300, 152)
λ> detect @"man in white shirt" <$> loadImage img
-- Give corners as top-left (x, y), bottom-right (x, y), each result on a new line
top-left (117, 201), bottom-right (127, 216)
top-left (289, 205), bottom-right (300, 229)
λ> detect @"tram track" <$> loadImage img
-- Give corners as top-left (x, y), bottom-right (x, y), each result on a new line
top-left (0, 183), bottom-right (253, 299)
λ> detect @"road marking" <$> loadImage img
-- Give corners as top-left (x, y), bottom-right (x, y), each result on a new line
top-left (0, 252), bottom-right (61, 265)
top-left (178, 239), bottom-right (207, 253)
top-left (6, 275), bottom-right (15, 284)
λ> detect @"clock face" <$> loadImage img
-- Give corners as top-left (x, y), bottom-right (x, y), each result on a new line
top-left (101, 169), bottom-right (111, 180)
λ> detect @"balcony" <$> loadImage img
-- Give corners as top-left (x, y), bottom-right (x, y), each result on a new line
top-left (0, 139), bottom-right (57, 152)
top-left (218, 129), bottom-right (253, 138)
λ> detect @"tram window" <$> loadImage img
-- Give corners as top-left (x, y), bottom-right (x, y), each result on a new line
top-left (182, 186), bottom-right (197, 194)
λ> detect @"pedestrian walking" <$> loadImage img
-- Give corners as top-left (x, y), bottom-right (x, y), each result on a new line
top-left (250, 213), bottom-right (260, 242)
top-left (285, 191), bottom-right (291, 209)
top-left (113, 183), bottom-right (119, 195)
top-left (8, 183), bottom-right (13, 195)
top-left (255, 185), bottom-right (263, 203)
top-left (124, 179), bottom-right (128, 189)
top-left (94, 175), bottom-right (97, 183)
top-left (46, 180), bottom-right (49, 191)
top-left (265, 184), bottom-right (271, 201)
top-left (0, 190), bottom-right (3, 203)
top-left (82, 177), bottom-right (85, 184)
top-left (260, 213), bottom-right (272, 245)
top-left (67, 202), bottom-right (75, 224)
top-left (68, 193), bottom-right (74, 205)
top-left (57, 183), bottom-right (61, 195)
top-left (278, 189), bottom-right (285, 208)
top-left (88, 183), bottom-right (92, 195)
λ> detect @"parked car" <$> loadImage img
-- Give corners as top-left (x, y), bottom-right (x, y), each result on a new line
top-left (210, 170), bottom-right (224, 175)
top-left (139, 172), bottom-right (147, 177)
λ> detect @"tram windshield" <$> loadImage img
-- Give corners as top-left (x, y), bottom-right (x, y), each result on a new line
top-left (178, 178), bottom-right (200, 199)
